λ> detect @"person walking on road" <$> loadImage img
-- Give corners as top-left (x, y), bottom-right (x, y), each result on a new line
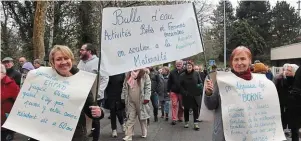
top-left (105, 73), bottom-right (126, 138)
top-left (148, 67), bottom-right (164, 122)
top-left (168, 60), bottom-right (184, 125)
top-left (180, 61), bottom-right (202, 130)
top-left (122, 69), bottom-right (151, 141)
top-left (160, 66), bottom-right (171, 121)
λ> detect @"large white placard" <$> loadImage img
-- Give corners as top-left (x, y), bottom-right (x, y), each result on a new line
top-left (216, 72), bottom-right (286, 141)
top-left (2, 67), bottom-right (96, 141)
top-left (100, 3), bottom-right (203, 76)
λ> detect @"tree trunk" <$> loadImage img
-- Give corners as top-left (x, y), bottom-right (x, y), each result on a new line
top-left (33, 1), bottom-right (47, 60)
top-left (47, 1), bottom-right (54, 50)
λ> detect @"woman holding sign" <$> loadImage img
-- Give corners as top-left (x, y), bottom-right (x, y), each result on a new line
top-left (121, 69), bottom-right (151, 141)
top-left (204, 46), bottom-right (285, 141)
top-left (48, 45), bottom-right (104, 141)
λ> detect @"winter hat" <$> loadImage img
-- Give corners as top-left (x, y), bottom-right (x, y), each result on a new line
top-left (2, 57), bottom-right (13, 62)
top-left (22, 62), bottom-right (35, 71)
top-left (253, 63), bottom-right (267, 73)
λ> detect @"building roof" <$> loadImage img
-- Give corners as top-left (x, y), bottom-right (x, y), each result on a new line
top-left (271, 42), bottom-right (301, 60)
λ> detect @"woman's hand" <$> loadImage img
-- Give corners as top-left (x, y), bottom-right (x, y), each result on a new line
top-left (205, 79), bottom-right (214, 95)
top-left (89, 106), bottom-right (102, 118)
top-left (143, 100), bottom-right (149, 104)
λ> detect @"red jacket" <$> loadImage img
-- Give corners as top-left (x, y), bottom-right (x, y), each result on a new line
top-left (1, 75), bottom-right (20, 130)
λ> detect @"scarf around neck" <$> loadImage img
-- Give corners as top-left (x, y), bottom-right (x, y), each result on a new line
top-left (231, 68), bottom-right (252, 80)
top-left (127, 70), bottom-right (140, 88)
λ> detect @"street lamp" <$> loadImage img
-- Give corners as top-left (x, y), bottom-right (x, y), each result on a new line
top-left (224, 0), bottom-right (226, 68)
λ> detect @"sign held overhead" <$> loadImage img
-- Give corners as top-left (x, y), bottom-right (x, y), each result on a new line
top-left (100, 3), bottom-right (203, 76)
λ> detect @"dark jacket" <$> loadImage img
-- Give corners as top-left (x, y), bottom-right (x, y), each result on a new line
top-left (167, 69), bottom-right (184, 94)
top-left (180, 70), bottom-right (202, 108)
top-left (149, 70), bottom-right (164, 96)
top-left (265, 70), bottom-right (274, 81)
top-left (70, 67), bottom-right (104, 141)
top-left (287, 67), bottom-right (301, 128)
top-left (105, 73), bottom-right (125, 100)
top-left (275, 74), bottom-right (294, 107)
top-left (6, 68), bottom-right (21, 86)
top-left (160, 74), bottom-right (170, 101)
top-left (1, 75), bottom-right (20, 130)
top-left (199, 71), bottom-right (206, 83)
top-left (104, 73), bottom-right (125, 111)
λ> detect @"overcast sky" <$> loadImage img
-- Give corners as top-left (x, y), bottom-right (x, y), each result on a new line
top-left (211, 0), bottom-right (300, 12)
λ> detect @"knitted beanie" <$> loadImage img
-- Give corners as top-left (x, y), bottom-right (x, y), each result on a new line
top-left (253, 63), bottom-right (267, 73)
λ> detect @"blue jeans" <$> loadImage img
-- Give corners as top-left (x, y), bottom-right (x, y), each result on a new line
top-left (160, 100), bottom-right (170, 116)
top-left (164, 101), bottom-right (170, 114)
top-left (151, 94), bottom-right (159, 117)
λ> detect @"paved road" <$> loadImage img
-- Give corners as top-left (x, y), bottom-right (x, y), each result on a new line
top-left (12, 110), bottom-right (213, 141)
top-left (10, 110), bottom-right (301, 141)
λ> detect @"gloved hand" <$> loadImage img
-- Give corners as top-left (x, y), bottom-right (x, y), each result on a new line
top-left (143, 100), bottom-right (149, 104)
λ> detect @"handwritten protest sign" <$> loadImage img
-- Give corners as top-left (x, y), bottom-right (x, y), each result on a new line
top-left (2, 67), bottom-right (96, 141)
top-left (100, 3), bottom-right (203, 76)
top-left (198, 81), bottom-right (215, 122)
top-left (216, 72), bottom-right (286, 141)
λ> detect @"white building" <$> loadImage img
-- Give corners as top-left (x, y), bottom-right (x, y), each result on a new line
top-left (271, 42), bottom-right (301, 67)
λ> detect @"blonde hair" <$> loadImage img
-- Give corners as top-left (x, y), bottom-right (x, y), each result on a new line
top-left (49, 45), bottom-right (74, 68)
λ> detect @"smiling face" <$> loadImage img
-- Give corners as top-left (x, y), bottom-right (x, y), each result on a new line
top-left (187, 64), bottom-right (193, 72)
top-left (49, 45), bottom-right (74, 77)
top-left (53, 51), bottom-right (72, 76)
top-left (232, 52), bottom-right (251, 73)
top-left (230, 47), bottom-right (252, 73)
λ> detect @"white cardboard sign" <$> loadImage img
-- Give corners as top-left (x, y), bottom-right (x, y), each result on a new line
top-left (100, 3), bottom-right (203, 76)
top-left (2, 67), bottom-right (96, 141)
top-left (216, 72), bottom-right (286, 141)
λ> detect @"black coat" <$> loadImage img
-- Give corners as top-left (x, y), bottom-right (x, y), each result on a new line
top-left (275, 74), bottom-right (294, 107)
top-left (104, 73), bottom-right (125, 110)
top-left (287, 67), bottom-right (301, 128)
top-left (180, 70), bottom-right (202, 109)
top-left (149, 70), bottom-right (164, 96)
top-left (167, 69), bottom-right (184, 94)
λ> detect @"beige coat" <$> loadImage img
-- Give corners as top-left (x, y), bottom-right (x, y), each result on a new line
top-left (121, 73), bottom-right (151, 120)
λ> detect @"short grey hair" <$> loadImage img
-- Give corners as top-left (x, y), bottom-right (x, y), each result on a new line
top-left (176, 60), bottom-right (183, 64)
top-left (1, 64), bottom-right (6, 74)
top-left (284, 63), bottom-right (299, 74)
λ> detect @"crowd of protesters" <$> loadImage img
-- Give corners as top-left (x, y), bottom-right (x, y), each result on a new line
top-left (1, 44), bottom-right (300, 141)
